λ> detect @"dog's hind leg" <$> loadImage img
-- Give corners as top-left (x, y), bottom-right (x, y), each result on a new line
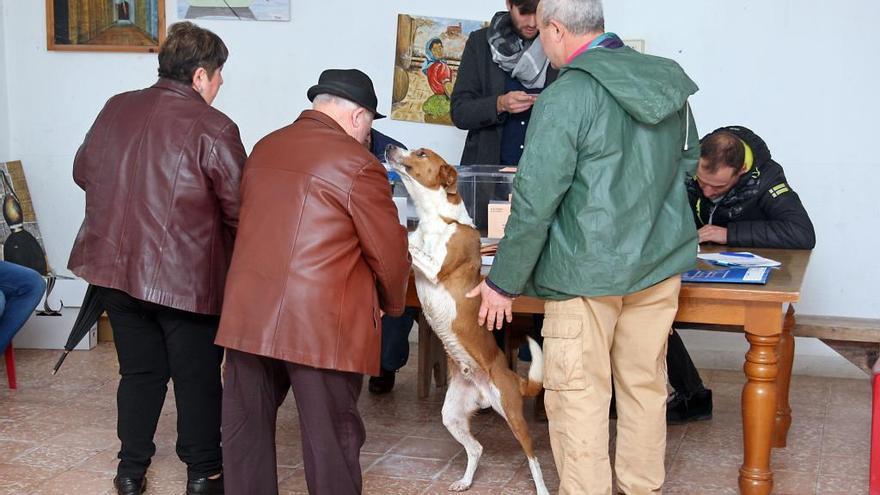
top-left (442, 371), bottom-right (485, 492)
top-left (488, 370), bottom-right (550, 495)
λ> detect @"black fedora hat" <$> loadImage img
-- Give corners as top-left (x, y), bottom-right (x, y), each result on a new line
top-left (307, 69), bottom-right (385, 119)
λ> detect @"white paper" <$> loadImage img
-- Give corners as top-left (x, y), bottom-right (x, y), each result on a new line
top-left (698, 252), bottom-right (781, 268)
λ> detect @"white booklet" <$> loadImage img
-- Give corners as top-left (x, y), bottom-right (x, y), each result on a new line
top-left (697, 251), bottom-right (781, 268)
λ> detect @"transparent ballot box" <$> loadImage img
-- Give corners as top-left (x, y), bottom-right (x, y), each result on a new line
top-left (456, 165), bottom-right (515, 239)
top-left (387, 164), bottom-right (515, 238)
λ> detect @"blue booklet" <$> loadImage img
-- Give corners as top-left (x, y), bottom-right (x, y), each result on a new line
top-left (682, 267), bottom-right (771, 284)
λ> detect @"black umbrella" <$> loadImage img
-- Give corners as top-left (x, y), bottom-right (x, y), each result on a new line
top-left (52, 284), bottom-right (104, 375)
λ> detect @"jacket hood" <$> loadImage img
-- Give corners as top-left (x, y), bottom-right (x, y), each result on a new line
top-left (712, 125), bottom-right (772, 166)
top-left (565, 46), bottom-right (698, 124)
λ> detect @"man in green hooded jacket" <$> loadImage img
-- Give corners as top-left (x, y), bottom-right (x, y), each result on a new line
top-left (468, 0), bottom-right (699, 492)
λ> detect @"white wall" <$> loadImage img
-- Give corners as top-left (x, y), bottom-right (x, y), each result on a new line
top-left (605, 0), bottom-right (880, 319)
top-left (0, 0), bottom-right (10, 160)
top-left (1, 0), bottom-right (878, 323)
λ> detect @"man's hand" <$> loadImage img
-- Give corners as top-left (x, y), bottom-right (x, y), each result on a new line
top-left (698, 225), bottom-right (728, 244)
top-left (497, 91), bottom-right (538, 114)
top-left (466, 280), bottom-right (513, 331)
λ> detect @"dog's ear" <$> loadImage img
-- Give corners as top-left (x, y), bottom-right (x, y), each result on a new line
top-left (439, 164), bottom-right (458, 195)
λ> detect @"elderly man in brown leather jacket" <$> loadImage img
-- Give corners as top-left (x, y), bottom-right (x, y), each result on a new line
top-left (215, 69), bottom-right (410, 495)
top-left (68, 22), bottom-right (245, 495)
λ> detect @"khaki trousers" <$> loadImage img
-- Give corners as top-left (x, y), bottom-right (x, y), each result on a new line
top-left (543, 276), bottom-right (681, 495)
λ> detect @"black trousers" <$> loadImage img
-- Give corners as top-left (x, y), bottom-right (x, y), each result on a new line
top-left (222, 349), bottom-right (365, 495)
top-left (666, 328), bottom-right (706, 396)
top-left (99, 287), bottom-right (223, 480)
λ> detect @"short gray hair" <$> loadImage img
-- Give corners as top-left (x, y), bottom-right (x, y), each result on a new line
top-left (312, 93), bottom-right (359, 111)
top-left (538, 0), bottom-right (604, 35)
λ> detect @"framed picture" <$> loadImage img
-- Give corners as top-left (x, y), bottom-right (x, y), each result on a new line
top-left (178, 0), bottom-right (290, 22)
top-left (391, 14), bottom-right (488, 126)
top-left (46, 0), bottom-right (166, 53)
top-left (624, 39), bottom-right (646, 53)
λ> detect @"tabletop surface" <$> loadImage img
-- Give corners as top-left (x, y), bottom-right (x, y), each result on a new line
top-left (466, 246), bottom-right (812, 306)
top-left (679, 246), bottom-right (811, 303)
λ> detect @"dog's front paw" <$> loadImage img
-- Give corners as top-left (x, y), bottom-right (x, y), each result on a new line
top-left (448, 479), bottom-right (472, 492)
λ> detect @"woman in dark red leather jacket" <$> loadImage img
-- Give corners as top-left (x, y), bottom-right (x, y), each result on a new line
top-left (67, 22), bottom-right (245, 495)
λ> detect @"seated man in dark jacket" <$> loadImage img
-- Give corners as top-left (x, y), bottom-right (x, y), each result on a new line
top-left (667, 125), bottom-right (816, 423)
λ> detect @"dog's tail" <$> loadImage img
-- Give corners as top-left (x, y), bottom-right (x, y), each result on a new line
top-left (519, 336), bottom-right (544, 397)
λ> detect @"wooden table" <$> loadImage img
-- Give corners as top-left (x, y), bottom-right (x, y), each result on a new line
top-left (409, 246), bottom-right (811, 495)
top-left (677, 247), bottom-right (810, 494)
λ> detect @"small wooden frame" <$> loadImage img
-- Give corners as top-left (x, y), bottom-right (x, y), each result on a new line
top-left (46, 0), bottom-right (166, 53)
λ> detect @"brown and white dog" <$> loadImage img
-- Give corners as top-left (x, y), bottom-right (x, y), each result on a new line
top-left (386, 145), bottom-right (547, 494)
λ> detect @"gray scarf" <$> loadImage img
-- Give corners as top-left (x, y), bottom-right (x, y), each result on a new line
top-left (487, 11), bottom-right (549, 89)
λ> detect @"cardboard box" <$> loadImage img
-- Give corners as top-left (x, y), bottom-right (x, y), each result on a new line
top-left (455, 165), bottom-right (516, 238)
top-left (487, 201), bottom-right (511, 239)
top-left (14, 278), bottom-right (96, 350)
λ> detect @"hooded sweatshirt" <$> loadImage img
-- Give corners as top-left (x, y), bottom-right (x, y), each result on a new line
top-left (488, 42), bottom-right (701, 299)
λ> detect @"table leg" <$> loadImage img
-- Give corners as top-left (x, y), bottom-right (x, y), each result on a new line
top-left (503, 326), bottom-right (515, 369)
top-left (431, 331), bottom-right (448, 389)
top-left (417, 312), bottom-right (431, 399)
top-left (417, 312), bottom-right (448, 399)
top-left (774, 305), bottom-right (796, 448)
top-left (740, 332), bottom-right (779, 495)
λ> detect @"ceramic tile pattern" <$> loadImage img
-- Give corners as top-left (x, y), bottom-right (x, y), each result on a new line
top-left (0, 344), bottom-right (871, 494)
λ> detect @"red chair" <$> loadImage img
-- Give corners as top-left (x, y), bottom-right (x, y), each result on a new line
top-left (3, 344), bottom-right (15, 389)
top-left (871, 357), bottom-right (880, 494)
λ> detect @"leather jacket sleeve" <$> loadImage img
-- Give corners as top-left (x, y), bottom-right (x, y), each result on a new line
top-left (73, 140), bottom-right (89, 191)
top-left (73, 96), bottom-right (121, 190)
top-left (348, 161), bottom-right (411, 316)
top-left (727, 171), bottom-right (816, 249)
top-left (450, 33), bottom-right (505, 131)
top-left (203, 122), bottom-right (247, 231)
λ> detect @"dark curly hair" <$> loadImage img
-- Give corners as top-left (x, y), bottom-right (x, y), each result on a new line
top-left (158, 22), bottom-right (228, 84)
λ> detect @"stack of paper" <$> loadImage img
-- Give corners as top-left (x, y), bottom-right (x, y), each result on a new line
top-left (697, 252), bottom-right (781, 268)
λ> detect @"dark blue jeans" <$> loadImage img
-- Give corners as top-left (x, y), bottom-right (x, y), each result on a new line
top-left (380, 307), bottom-right (418, 371)
top-left (0, 260), bottom-right (45, 353)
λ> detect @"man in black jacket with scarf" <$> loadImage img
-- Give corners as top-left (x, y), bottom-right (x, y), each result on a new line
top-left (667, 125), bottom-right (816, 423)
top-left (450, 0), bottom-right (558, 168)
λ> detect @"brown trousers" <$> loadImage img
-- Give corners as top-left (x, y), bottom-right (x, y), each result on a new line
top-left (221, 349), bottom-right (365, 495)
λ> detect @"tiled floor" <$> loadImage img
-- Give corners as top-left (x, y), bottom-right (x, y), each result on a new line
top-left (0, 343), bottom-right (871, 494)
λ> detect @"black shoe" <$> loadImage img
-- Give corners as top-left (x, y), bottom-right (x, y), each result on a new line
top-left (187, 473), bottom-right (224, 495)
top-left (666, 389), bottom-right (713, 425)
top-left (368, 368), bottom-right (396, 394)
top-left (113, 476), bottom-right (146, 495)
